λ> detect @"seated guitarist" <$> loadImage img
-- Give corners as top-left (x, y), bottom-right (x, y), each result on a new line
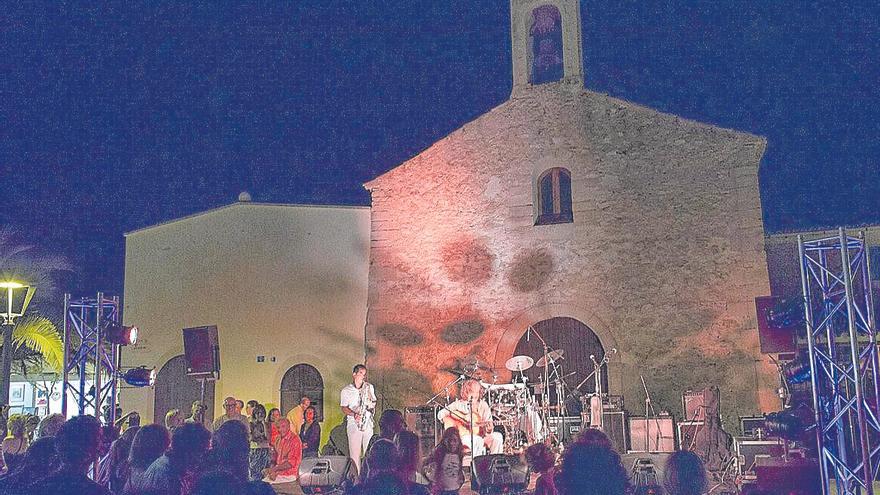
top-left (438, 379), bottom-right (504, 457)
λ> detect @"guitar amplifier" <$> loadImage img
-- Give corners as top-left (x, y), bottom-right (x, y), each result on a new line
top-left (628, 416), bottom-right (675, 453)
top-left (405, 406), bottom-right (439, 455)
top-left (677, 421), bottom-right (704, 451)
top-left (547, 416), bottom-right (582, 443)
top-left (682, 390), bottom-right (706, 422)
top-left (602, 410), bottom-right (628, 454)
top-left (735, 437), bottom-right (785, 475)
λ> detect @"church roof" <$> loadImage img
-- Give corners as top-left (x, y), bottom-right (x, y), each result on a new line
top-left (364, 86), bottom-right (766, 189)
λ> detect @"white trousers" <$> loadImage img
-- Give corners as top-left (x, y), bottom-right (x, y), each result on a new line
top-left (346, 420), bottom-right (373, 475)
top-left (461, 431), bottom-right (504, 457)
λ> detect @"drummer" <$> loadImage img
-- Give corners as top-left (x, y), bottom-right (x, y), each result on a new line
top-left (438, 379), bottom-right (504, 457)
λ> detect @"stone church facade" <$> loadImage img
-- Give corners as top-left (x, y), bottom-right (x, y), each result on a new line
top-left (364, 0), bottom-right (774, 428)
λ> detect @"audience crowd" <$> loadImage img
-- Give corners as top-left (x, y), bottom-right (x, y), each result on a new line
top-left (0, 398), bottom-right (804, 495)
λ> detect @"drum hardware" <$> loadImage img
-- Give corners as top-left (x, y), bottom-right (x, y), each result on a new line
top-left (505, 355), bottom-right (534, 372)
top-left (534, 349), bottom-right (564, 368)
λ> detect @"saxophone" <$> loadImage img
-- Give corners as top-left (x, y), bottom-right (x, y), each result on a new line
top-left (356, 381), bottom-right (375, 432)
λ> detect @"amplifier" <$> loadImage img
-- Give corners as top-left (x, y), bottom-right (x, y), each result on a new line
top-left (739, 415), bottom-right (767, 437)
top-left (405, 406), bottom-right (439, 455)
top-left (602, 410), bottom-right (628, 454)
top-left (547, 416), bottom-right (581, 443)
top-left (628, 416), bottom-right (675, 453)
top-left (734, 437), bottom-right (784, 475)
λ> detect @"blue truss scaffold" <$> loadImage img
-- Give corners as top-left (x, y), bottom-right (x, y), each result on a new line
top-left (61, 293), bottom-right (120, 424)
top-left (798, 228), bottom-right (880, 495)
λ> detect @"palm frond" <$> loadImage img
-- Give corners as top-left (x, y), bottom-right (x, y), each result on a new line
top-left (0, 315), bottom-right (64, 372)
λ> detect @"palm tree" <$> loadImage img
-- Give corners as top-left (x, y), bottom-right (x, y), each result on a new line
top-left (0, 227), bottom-right (71, 411)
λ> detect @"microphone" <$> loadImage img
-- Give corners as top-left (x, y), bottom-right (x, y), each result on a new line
top-left (612, 348), bottom-right (618, 354)
top-left (527, 327), bottom-right (531, 342)
top-left (589, 354), bottom-right (595, 360)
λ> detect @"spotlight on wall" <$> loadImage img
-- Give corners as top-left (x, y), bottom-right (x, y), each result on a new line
top-left (105, 325), bottom-right (138, 346)
top-left (122, 367), bottom-right (155, 387)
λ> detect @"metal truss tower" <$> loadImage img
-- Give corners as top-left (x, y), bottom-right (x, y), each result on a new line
top-left (62, 293), bottom-right (120, 424)
top-left (798, 228), bottom-right (880, 495)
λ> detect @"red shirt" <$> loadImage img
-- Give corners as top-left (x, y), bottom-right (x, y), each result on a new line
top-left (272, 431), bottom-right (302, 477)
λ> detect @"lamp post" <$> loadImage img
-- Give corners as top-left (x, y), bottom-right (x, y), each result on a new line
top-left (0, 281), bottom-right (35, 408)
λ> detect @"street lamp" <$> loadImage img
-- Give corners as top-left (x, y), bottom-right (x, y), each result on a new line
top-left (0, 281), bottom-right (35, 409)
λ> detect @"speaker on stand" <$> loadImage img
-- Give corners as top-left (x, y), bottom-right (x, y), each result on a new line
top-left (182, 325), bottom-right (220, 405)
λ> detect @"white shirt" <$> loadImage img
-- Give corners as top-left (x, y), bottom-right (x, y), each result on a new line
top-left (340, 382), bottom-right (376, 426)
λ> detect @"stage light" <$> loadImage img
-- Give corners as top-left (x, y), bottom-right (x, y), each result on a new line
top-left (763, 410), bottom-right (804, 440)
top-left (122, 367), bottom-right (155, 387)
top-left (782, 358), bottom-right (811, 385)
top-left (105, 325), bottom-right (138, 346)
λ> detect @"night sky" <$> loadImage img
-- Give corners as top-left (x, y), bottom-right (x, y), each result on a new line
top-left (3, 1), bottom-right (879, 297)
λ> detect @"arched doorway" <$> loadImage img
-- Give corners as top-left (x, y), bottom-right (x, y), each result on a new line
top-left (154, 355), bottom-right (215, 426)
top-left (280, 364), bottom-right (324, 422)
top-left (512, 317), bottom-right (608, 409)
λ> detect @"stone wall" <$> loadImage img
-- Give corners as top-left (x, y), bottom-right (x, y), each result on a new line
top-left (365, 84), bottom-right (774, 430)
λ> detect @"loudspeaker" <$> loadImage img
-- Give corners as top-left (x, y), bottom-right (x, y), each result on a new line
top-left (546, 416), bottom-right (581, 443)
top-left (405, 406), bottom-right (439, 456)
top-left (470, 454), bottom-right (529, 494)
top-left (629, 417), bottom-right (675, 453)
top-left (298, 455), bottom-right (356, 494)
top-left (602, 410), bottom-right (628, 453)
top-left (182, 326), bottom-right (220, 378)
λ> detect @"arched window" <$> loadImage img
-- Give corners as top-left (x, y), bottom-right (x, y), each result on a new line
top-left (530, 5), bottom-right (563, 84)
top-left (280, 364), bottom-right (324, 422)
top-left (536, 167), bottom-right (573, 225)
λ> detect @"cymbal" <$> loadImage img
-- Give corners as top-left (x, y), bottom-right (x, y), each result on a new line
top-left (536, 349), bottom-right (564, 367)
top-left (505, 355), bottom-right (534, 372)
top-left (440, 368), bottom-right (479, 378)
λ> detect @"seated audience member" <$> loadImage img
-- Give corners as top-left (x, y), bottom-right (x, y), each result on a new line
top-left (663, 450), bottom-right (707, 495)
top-left (262, 418), bottom-right (301, 484)
top-left (30, 415), bottom-right (111, 495)
top-left (248, 404), bottom-right (271, 481)
top-left (131, 422), bottom-right (210, 495)
top-left (0, 436), bottom-right (57, 493)
top-left (554, 443), bottom-right (629, 495)
top-left (285, 396), bottom-right (310, 440)
top-left (98, 425), bottom-right (138, 493)
top-left (36, 413), bottom-right (65, 439)
top-left (267, 408), bottom-right (282, 445)
top-left (1, 415), bottom-right (30, 472)
top-left (97, 424), bottom-right (120, 480)
top-left (202, 419), bottom-right (250, 483)
top-left (185, 401), bottom-right (207, 426)
top-left (425, 428), bottom-right (464, 495)
top-left (350, 439), bottom-right (402, 495)
top-left (361, 409), bottom-right (405, 480)
top-left (23, 415), bottom-right (39, 444)
top-left (300, 406), bottom-right (321, 458)
top-left (525, 442), bottom-right (558, 495)
top-left (165, 409), bottom-right (184, 432)
top-left (126, 424), bottom-right (171, 491)
top-left (394, 430), bottom-right (430, 494)
top-left (192, 469), bottom-right (245, 495)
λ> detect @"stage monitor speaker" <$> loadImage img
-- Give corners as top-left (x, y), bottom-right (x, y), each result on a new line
top-left (182, 325), bottom-right (220, 378)
top-left (405, 406), bottom-right (439, 456)
top-left (602, 410), bottom-right (628, 454)
top-left (754, 457), bottom-right (820, 495)
top-left (299, 455), bottom-right (356, 494)
top-left (628, 416), bottom-right (675, 453)
top-left (471, 454), bottom-right (529, 495)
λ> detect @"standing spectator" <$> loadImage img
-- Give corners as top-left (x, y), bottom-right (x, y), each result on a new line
top-left (23, 415), bottom-right (39, 443)
top-left (0, 436), bottom-right (57, 493)
top-left (554, 443), bottom-right (629, 495)
top-left (248, 404), bottom-right (271, 481)
top-left (285, 396), bottom-right (310, 440)
top-left (245, 400), bottom-right (258, 419)
top-left (165, 409), bottom-right (184, 432)
top-left (350, 439), bottom-right (401, 495)
top-left (267, 408), bottom-right (281, 445)
top-left (98, 425), bottom-right (120, 478)
top-left (262, 418), bottom-right (301, 484)
top-left (236, 400), bottom-right (245, 416)
top-left (202, 419), bottom-right (250, 483)
top-left (186, 401), bottom-right (207, 426)
top-left (126, 424), bottom-right (171, 491)
top-left (525, 442), bottom-right (558, 495)
top-left (426, 428), bottom-right (464, 495)
top-left (132, 422), bottom-right (211, 495)
top-left (300, 406), bottom-right (321, 458)
top-left (214, 397), bottom-right (248, 431)
top-left (394, 430), bottom-right (430, 494)
top-left (36, 413), bottom-right (65, 439)
top-left (30, 415), bottom-right (110, 495)
top-left (663, 450), bottom-right (707, 495)
top-left (1, 415), bottom-right (29, 473)
top-left (99, 425), bottom-right (138, 494)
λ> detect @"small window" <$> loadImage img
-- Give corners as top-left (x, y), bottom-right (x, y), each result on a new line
top-left (536, 168), bottom-right (573, 225)
top-left (530, 5), bottom-right (564, 85)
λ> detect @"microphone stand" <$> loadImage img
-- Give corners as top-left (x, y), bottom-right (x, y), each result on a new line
top-left (527, 326), bottom-right (555, 444)
top-left (640, 375), bottom-right (662, 452)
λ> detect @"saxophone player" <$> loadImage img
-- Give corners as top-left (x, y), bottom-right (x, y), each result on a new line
top-left (340, 363), bottom-right (376, 474)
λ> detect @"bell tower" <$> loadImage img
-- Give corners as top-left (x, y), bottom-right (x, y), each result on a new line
top-left (510, 0), bottom-right (584, 95)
